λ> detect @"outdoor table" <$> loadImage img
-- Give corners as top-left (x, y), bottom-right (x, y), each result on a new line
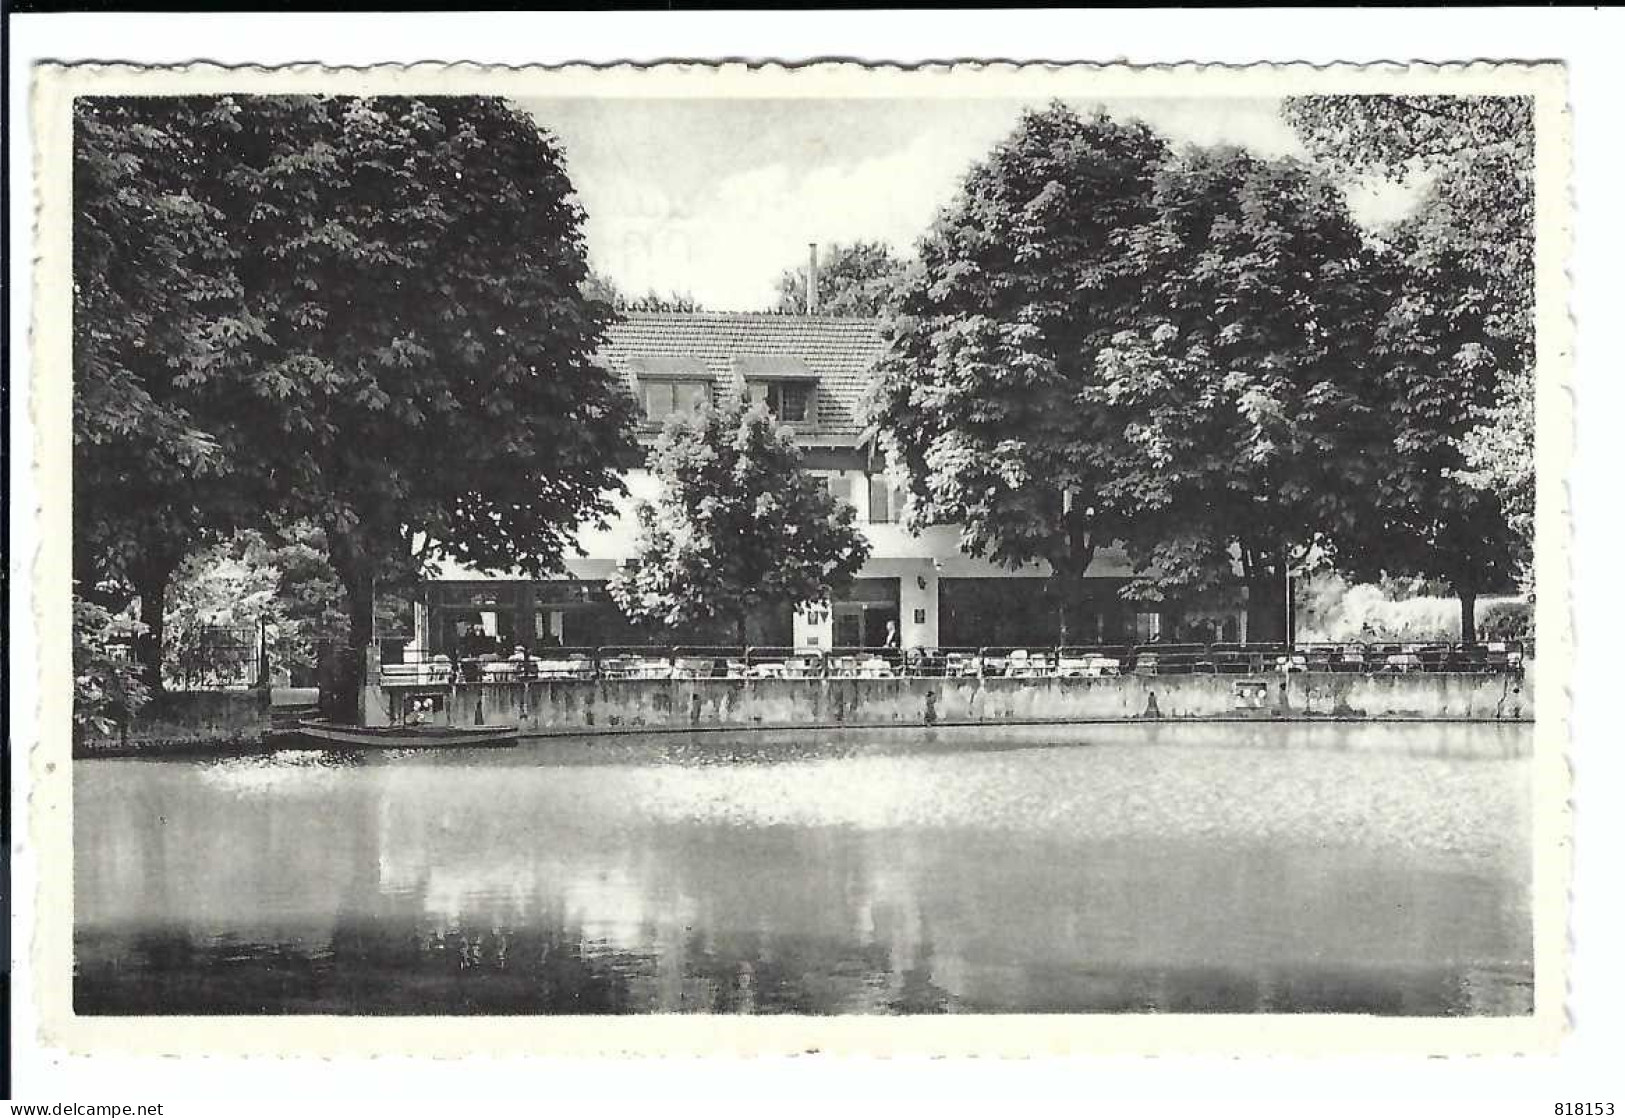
top-left (1385, 653), bottom-right (1423, 672)
top-left (1056, 655), bottom-right (1121, 677)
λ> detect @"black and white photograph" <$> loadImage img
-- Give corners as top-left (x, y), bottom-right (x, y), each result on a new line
top-left (28, 57), bottom-right (1568, 1055)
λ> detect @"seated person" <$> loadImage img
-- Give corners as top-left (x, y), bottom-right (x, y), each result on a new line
top-left (463, 623), bottom-right (498, 660)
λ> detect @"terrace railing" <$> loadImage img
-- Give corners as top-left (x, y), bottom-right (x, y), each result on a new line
top-left (370, 639), bottom-right (1533, 686)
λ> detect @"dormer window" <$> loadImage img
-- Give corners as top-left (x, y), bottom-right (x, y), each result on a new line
top-left (734, 354), bottom-right (818, 427)
top-left (626, 356), bottom-right (712, 425)
top-left (642, 380), bottom-right (711, 422)
top-left (756, 380), bottom-right (812, 422)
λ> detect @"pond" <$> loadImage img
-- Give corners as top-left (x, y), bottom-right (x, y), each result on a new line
top-left (74, 722), bottom-right (1533, 1015)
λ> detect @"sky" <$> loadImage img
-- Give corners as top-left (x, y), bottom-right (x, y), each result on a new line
top-left (519, 96), bottom-right (1421, 310)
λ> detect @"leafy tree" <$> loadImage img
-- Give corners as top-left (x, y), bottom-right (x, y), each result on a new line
top-left (872, 105), bottom-right (1384, 641)
top-left (73, 596), bottom-right (149, 740)
top-left (159, 526), bottom-right (417, 686)
top-left (1283, 95), bottom-right (1535, 571)
top-left (872, 106), bottom-right (1170, 639)
top-left (162, 536), bottom-right (282, 688)
top-left (72, 99), bottom-right (262, 689)
top-left (1334, 242), bottom-right (1527, 642)
top-left (141, 96), bottom-right (637, 663)
top-left (74, 96), bottom-right (636, 712)
top-left (775, 240), bottom-right (910, 317)
top-left (1084, 145), bottom-right (1391, 641)
top-left (609, 397), bottom-right (870, 644)
top-left (583, 270), bottom-right (705, 313)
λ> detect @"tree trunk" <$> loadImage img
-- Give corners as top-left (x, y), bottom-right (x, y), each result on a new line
top-left (327, 530), bottom-right (376, 653)
top-left (735, 611), bottom-right (749, 650)
top-left (1051, 514), bottom-right (1097, 648)
top-left (1457, 587), bottom-right (1478, 645)
top-left (130, 553), bottom-right (180, 694)
top-left (325, 530), bottom-right (377, 723)
top-left (1246, 572), bottom-right (1288, 644)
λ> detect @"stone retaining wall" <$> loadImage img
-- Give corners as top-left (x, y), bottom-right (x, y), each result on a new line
top-left (380, 669), bottom-right (1531, 734)
top-left (76, 689), bottom-right (271, 756)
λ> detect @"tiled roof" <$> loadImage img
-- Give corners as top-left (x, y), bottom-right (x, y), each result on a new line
top-left (599, 312), bottom-right (886, 440)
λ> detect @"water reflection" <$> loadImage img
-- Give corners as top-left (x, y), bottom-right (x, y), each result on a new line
top-left (74, 724), bottom-right (1533, 1015)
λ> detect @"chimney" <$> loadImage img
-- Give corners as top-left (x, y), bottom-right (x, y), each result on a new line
top-left (806, 242), bottom-right (820, 314)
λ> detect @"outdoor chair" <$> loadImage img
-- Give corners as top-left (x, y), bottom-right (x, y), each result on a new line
top-left (1383, 647), bottom-right (1423, 673)
top-left (427, 655), bottom-right (454, 685)
top-left (380, 663), bottom-right (420, 687)
top-left (831, 656), bottom-right (862, 678)
top-left (782, 656), bottom-right (818, 679)
top-left (1055, 653), bottom-right (1093, 678)
top-left (673, 656), bottom-right (714, 680)
top-left (1303, 646), bottom-right (1336, 672)
top-left (629, 656), bottom-right (658, 679)
top-left (859, 656), bottom-right (894, 679)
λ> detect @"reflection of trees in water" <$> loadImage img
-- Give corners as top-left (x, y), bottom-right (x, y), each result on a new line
top-left (74, 753), bottom-right (1533, 1016)
top-left (80, 916), bottom-right (1530, 1015)
top-left (76, 804), bottom-right (970, 1014)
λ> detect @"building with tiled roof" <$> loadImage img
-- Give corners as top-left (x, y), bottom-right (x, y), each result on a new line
top-left (423, 309), bottom-right (1241, 655)
top-left (601, 312), bottom-right (886, 445)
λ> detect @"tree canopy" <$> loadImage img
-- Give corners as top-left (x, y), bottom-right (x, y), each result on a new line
top-left (73, 99), bottom-right (274, 685)
top-left (609, 397), bottom-right (870, 643)
top-left (73, 95), bottom-right (639, 678)
top-left (1283, 95), bottom-right (1536, 568)
top-left (583, 271), bottom-right (706, 313)
top-left (872, 107), bottom-right (1169, 596)
top-left (871, 105), bottom-right (1390, 640)
top-left (775, 241), bottom-right (910, 317)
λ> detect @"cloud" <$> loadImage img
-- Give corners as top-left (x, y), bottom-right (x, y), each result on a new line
top-left (587, 124), bottom-right (1002, 309)
top-left (567, 97), bottom-right (1420, 309)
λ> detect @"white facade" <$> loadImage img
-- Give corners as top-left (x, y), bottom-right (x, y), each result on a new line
top-left (426, 310), bottom-right (1240, 652)
top-left (433, 464), bottom-right (1143, 651)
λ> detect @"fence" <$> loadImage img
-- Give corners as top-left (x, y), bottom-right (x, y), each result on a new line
top-left (152, 624), bottom-right (347, 692)
top-left (162, 625), bottom-right (266, 691)
top-left (373, 638), bottom-right (1534, 687)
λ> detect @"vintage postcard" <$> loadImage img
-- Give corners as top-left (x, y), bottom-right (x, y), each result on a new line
top-left (30, 59), bottom-right (1571, 1057)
